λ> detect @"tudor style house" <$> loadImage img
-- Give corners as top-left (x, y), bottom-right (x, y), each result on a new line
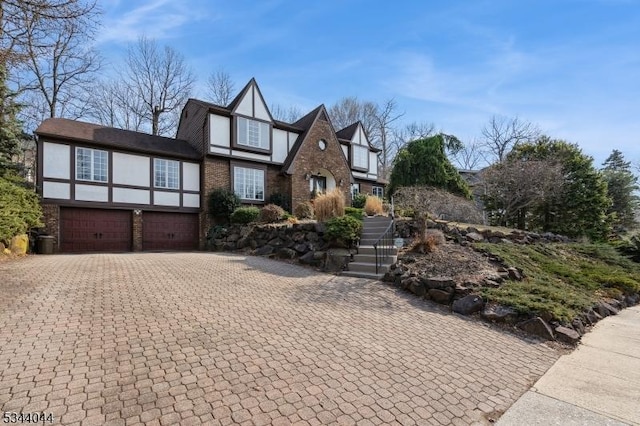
top-left (36, 78), bottom-right (385, 252)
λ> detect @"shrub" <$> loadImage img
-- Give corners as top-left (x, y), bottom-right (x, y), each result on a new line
top-left (393, 186), bottom-right (483, 224)
top-left (616, 233), bottom-right (640, 262)
top-left (325, 215), bottom-right (363, 246)
top-left (409, 229), bottom-right (445, 254)
top-left (364, 196), bottom-right (384, 216)
top-left (260, 204), bottom-right (285, 223)
top-left (294, 202), bottom-right (314, 219)
top-left (269, 192), bottom-right (290, 212)
top-left (396, 207), bottom-right (416, 218)
top-left (209, 188), bottom-right (240, 222)
top-left (314, 189), bottom-right (346, 222)
top-left (0, 175), bottom-right (43, 245)
top-left (352, 193), bottom-right (367, 208)
top-left (344, 207), bottom-right (364, 221)
top-left (230, 207), bottom-right (260, 224)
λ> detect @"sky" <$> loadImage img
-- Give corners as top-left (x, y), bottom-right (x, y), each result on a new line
top-left (95, 0), bottom-right (640, 167)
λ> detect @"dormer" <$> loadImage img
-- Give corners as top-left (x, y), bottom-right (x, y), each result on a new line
top-left (336, 122), bottom-right (380, 176)
top-left (228, 78), bottom-right (274, 154)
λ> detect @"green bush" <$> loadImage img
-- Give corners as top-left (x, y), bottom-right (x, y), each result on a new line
top-left (615, 233), bottom-right (640, 262)
top-left (208, 188), bottom-right (240, 221)
top-left (344, 207), bottom-right (364, 220)
top-left (325, 215), bottom-right (363, 246)
top-left (230, 207), bottom-right (260, 224)
top-left (269, 192), bottom-right (290, 212)
top-left (352, 193), bottom-right (367, 208)
top-left (260, 204), bottom-right (285, 223)
top-left (0, 175), bottom-right (43, 245)
top-left (294, 202), bottom-right (314, 219)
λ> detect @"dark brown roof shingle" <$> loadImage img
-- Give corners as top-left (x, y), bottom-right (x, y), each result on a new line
top-left (36, 118), bottom-right (201, 160)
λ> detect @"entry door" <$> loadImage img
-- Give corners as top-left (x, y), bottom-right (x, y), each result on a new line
top-left (311, 176), bottom-right (327, 196)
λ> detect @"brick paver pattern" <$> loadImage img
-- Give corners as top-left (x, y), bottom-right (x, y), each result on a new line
top-left (0, 253), bottom-right (559, 425)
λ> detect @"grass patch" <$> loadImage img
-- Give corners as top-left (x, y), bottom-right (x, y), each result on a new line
top-left (476, 243), bottom-right (640, 322)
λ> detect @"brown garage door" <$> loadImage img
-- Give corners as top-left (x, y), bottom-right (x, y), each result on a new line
top-left (142, 212), bottom-right (199, 251)
top-left (60, 208), bottom-right (132, 253)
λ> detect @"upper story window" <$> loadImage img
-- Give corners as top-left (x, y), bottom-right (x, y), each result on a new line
top-left (237, 117), bottom-right (270, 150)
top-left (76, 147), bottom-right (107, 182)
top-left (352, 145), bottom-right (368, 169)
top-left (154, 158), bottom-right (180, 189)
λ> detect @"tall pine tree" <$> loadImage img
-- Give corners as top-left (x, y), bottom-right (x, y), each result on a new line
top-left (0, 65), bottom-right (23, 175)
top-left (602, 149), bottom-right (639, 230)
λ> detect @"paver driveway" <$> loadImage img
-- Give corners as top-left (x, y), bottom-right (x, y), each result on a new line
top-left (0, 253), bottom-right (560, 425)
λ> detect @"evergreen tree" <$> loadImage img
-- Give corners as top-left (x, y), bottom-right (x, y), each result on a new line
top-left (389, 134), bottom-right (470, 198)
top-left (512, 137), bottom-right (611, 240)
top-left (602, 149), bottom-right (639, 230)
top-left (0, 65), bottom-right (23, 175)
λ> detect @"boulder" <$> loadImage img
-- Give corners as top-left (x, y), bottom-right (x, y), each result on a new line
top-left (571, 318), bottom-right (586, 335)
top-left (423, 276), bottom-right (455, 290)
top-left (555, 326), bottom-right (581, 345)
top-left (299, 251), bottom-right (316, 265)
top-left (255, 245), bottom-right (274, 256)
top-left (482, 304), bottom-right (518, 323)
top-left (222, 242), bottom-right (236, 251)
top-left (267, 238), bottom-right (284, 247)
top-left (10, 234), bottom-right (28, 255)
top-left (507, 267), bottom-right (523, 281)
top-left (293, 243), bottom-right (309, 253)
top-left (466, 232), bottom-right (484, 242)
top-left (306, 232), bottom-right (319, 242)
top-left (517, 317), bottom-right (555, 340)
top-left (625, 294), bottom-right (640, 306)
top-left (226, 233), bottom-right (240, 242)
top-left (428, 289), bottom-right (452, 304)
top-left (276, 248), bottom-right (297, 259)
top-left (407, 278), bottom-right (426, 297)
top-left (452, 295), bottom-right (484, 315)
top-left (595, 301), bottom-right (618, 318)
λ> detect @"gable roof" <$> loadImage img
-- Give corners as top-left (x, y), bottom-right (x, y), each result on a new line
top-left (36, 118), bottom-right (201, 160)
top-left (281, 106), bottom-right (326, 174)
top-left (335, 121), bottom-right (381, 153)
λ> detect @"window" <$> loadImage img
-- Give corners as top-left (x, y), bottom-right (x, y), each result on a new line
top-left (372, 186), bottom-right (384, 198)
top-left (351, 183), bottom-right (360, 198)
top-left (352, 145), bottom-right (368, 169)
top-left (234, 166), bottom-right (265, 201)
top-left (76, 147), bottom-right (107, 182)
top-left (237, 117), bottom-right (270, 150)
top-left (154, 159), bottom-right (180, 189)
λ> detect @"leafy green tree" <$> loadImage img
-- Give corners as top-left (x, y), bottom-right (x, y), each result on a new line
top-left (511, 137), bottom-right (611, 240)
top-left (0, 174), bottom-right (43, 244)
top-left (601, 150), bottom-right (639, 231)
top-left (389, 134), bottom-right (470, 198)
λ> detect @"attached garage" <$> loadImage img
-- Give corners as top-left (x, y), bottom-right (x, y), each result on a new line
top-left (60, 207), bottom-right (132, 253)
top-left (142, 212), bottom-right (199, 251)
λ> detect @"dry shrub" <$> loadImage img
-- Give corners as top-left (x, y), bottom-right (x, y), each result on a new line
top-left (393, 186), bottom-right (483, 224)
top-left (294, 202), bottom-right (314, 219)
top-left (364, 196), bottom-right (384, 216)
top-left (260, 204), bottom-right (285, 223)
top-left (410, 229), bottom-right (445, 254)
top-left (314, 189), bottom-right (346, 222)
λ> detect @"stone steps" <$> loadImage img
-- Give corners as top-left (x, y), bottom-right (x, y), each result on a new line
top-left (345, 216), bottom-right (398, 280)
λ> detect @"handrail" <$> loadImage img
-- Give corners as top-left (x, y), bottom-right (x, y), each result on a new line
top-left (372, 218), bottom-right (395, 274)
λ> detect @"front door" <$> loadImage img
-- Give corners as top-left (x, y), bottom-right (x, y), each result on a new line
top-left (310, 175), bottom-right (326, 197)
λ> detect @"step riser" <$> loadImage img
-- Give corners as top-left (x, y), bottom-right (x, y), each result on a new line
top-left (353, 254), bottom-right (397, 264)
top-left (357, 246), bottom-right (398, 256)
top-left (342, 271), bottom-right (385, 280)
top-left (348, 263), bottom-right (393, 273)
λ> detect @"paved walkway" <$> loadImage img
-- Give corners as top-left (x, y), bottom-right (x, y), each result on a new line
top-left (498, 305), bottom-right (640, 426)
top-left (0, 253), bottom-right (559, 425)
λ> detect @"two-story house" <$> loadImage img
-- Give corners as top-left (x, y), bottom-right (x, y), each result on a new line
top-left (36, 78), bottom-right (386, 252)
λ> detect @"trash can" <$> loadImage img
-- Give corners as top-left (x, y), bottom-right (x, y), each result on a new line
top-left (37, 235), bottom-right (55, 254)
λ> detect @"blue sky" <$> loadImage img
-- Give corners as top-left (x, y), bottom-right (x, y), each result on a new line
top-left (96, 0), bottom-right (640, 167)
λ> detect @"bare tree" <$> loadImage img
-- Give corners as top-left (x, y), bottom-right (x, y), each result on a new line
top-left (85, 79), bottom-right (146, 131)
top-left (206, 69), bottom-right (235, 106)
top-left (481, 116), bottom-right (540, 162)
top-left (451, 138), bottom-right (488, 170)
top-left (270, 103), bottom-right (303, 123)
top-left (482, 158), bottom-right (563, 228)
top-left (1, 0), bottom-right (98, 66)
top-left (328, 97), bottom-right (378, 137)
top-left (16, 10), bottom-right (100, 121)
top-left (328, 97), bottom-right (403, 179)
top-left (124, 36), bottom-right (195, 136)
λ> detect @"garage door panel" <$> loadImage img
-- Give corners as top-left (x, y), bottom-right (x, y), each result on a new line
top-left (142, 212), bottom-right (198, 251)
top-left (61, 208), bottom-right (132, 253)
